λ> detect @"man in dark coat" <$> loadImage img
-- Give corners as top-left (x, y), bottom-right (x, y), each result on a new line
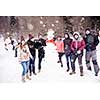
top-left (27, 34), bottom-right (36, 76)
top-left (34, 34), bottom-right (46, 73)
top-left (84, 28), bottom-right (100, 76)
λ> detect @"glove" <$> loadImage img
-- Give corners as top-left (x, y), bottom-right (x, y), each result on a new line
top-left (77, 50), bottom-right (81, 54)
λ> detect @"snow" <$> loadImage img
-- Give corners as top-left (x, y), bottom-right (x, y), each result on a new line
top-left (0, 38), bottom-right (100, 83)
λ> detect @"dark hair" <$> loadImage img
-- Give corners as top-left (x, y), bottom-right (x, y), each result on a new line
top-left (20, 36), bottom-right (25, 42)
top-left (64, 33), bottom-right (69, 38)
top-left (85, 28), bottom-right (90, 32)
top-left (57, 35), bottom-right (62, 38)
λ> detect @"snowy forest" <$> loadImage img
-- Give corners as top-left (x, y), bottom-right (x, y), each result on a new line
top-left (0, 16), bottom-right (100, 38)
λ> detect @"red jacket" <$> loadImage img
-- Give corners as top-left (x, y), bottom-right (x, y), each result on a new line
top-left (71, 39), bottom-right (85, 51)
top-left (55, 40), bottom-right (64, 53)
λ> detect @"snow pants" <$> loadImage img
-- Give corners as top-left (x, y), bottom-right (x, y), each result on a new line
top-left (58, 52), bottom-right (64, 65)
top-left (38, 48), bottom-right (45, 71)
top-left (71, 53), bottom-right (83, 72)
top-left (85, 50), bottom-right (99, 73)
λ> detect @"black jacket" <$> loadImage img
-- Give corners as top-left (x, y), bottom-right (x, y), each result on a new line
top-left (84, 33), bottom-right (99, 51)
top-left (39, 38), bottom-right (46, 46)
top-left (27, 39), bottom-right (36, 57)
top-left (34, 39), bottom-right (45, 58)
top-left (63, 38), bottom-right (72, 55)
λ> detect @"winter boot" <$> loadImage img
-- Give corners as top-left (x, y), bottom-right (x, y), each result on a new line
top-left (30, 72), bottom-right (32, 76)
top-left (88, 67), bottom-right (92, 71)
top-left (95, 68), bottom-right (100, 76)
top-left (61, 64), bottom-right (63, 67)
top-left (38, 69), bottom-right (41, 73)
top-left (33, 72), bottom-right (37, 75)
top-left (26, 74), bottom-right (31, 80)
top-left (80, 66), bottom-right (83, 76)
top-left (66, 66), bottom-right (70, 72)
top-left (66, 69), bottom-right (70, 72)
top-left (69, 71), bottom-right (76, 75)
top-left (22, 76), bottom-right (25, 83)
top-left (57, 61), bottom-right (60, 63)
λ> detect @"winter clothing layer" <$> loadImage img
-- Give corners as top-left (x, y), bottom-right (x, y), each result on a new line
top-left (27, 39), bottom-right (36, 57)
top-left (84, 33), bottom-right (99, 51)
top-left (55, 40), bottom-right (64, 53)
top-left (63, 37), bottom-right (72, 55)
top-left (19, 45), bottom-right (30, 62)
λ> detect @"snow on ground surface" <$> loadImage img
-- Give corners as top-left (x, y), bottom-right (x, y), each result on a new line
top-left (0, 37), bottom-right (100, 83)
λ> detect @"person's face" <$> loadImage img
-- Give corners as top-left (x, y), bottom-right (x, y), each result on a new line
top-left (31, 38), bottom-right (34, 41)
top-left (86, 30), bottom-right (90, 34)
top-left (39, 35), bottom-right (42, 38)
top-left (22, 41), bottom-right (25, 45)
top-left (74, 34), bottom-right (79, 40)
top-left (65, 34), bottom-right (68, 38)
top-left (58, 37), bottom-right (61, 41)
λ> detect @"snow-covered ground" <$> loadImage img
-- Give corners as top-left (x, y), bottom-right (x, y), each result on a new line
top-left (0, 37), bottom-right (100, 83)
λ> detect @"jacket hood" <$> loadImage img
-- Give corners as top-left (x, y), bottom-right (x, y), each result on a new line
top-left (73, 32), bottom-right (83, 41)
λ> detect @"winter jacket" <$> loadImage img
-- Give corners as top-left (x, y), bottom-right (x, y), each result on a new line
top-left (55, 40), bottom-right (64, 53)
top-left (19, 45), bottom-right (30, 62)
top-left (71, 37), bottom-right (85, 54)
top-left (63, 38), bottom-right (72, 55)
top-left (34, 39), bottom-right (45, 58)
top-left (39, 38), bottom-right (46, 46)
top-left (84, 33), bottom-right (99, 51)
top-left (27, 39), bottom-right (36, 57)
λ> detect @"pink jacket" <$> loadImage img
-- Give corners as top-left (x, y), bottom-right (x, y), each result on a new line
top-left (71, 39), bottom-right (85, 51)
top-left (55, 40), bottom-right (64, 53)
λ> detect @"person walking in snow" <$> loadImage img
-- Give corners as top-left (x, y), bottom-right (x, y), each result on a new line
top-left (34, 34), bottom-right (46, 73)
top-left (18, 36), bottom-right (31, 82)
top-left (84, 28), bottom-right (100, 76)
top-left (55, 35), bottom-right (64, 67)
top-left (70, 32), bottom-right (85, 76)
top-left (4, 37), bottom-right (11, 51)
top-left (14, 38), bottom-right (21, 57)
top-left (63, 33), bottom-right (72, 72)
top-left (27, 34), bottom-right (37, 76)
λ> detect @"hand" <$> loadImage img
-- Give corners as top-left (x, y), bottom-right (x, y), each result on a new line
top-left (77, 50), bottom-right (81, 54)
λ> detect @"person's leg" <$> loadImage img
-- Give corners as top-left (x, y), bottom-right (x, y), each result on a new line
top-left (70, 54), bottom-right (77, 75)
top-left (59, 53), bottom-right (64, 67)
top-left (92, 50), bottom-right (100, 76)
top-left (31, 57), bottom-right (36, 75)
top-left (21, 62), bottom-right (26, 82)
top-left (38, 57), bottom-right (43, 73)
top-left (57, 52), bottom-right (61, 63)
top-left (26, 61), bottom-right (31, 80)
top-left (15, 48), bottom-right (17, 57)
top-left (29, 58), bottom-right (32, 76)
top-left (85, 51), bottom-right (92, 71)
top-left (65, 54), bottom-right (70, 72)
top-left (78, 54), bottom-right (83, 76)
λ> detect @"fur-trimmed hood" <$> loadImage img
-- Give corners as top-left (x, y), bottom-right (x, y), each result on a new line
top-left (73, 32), bottom-right (83, 41)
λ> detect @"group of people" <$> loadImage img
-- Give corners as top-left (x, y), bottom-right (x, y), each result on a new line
top-left (55, 28), bottom-right (100, 77)
top-left (16, 34), bottom-right (46, 82)
top-left (4, 28), bottom-right (100, 82)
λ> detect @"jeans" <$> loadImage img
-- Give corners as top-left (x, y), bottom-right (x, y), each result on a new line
top-left (29, 57), bottom-right (36, 74)
top-left (65, 53), bottom-right (71, 70)
top-left (21, 61), bottom-right (29, 76)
